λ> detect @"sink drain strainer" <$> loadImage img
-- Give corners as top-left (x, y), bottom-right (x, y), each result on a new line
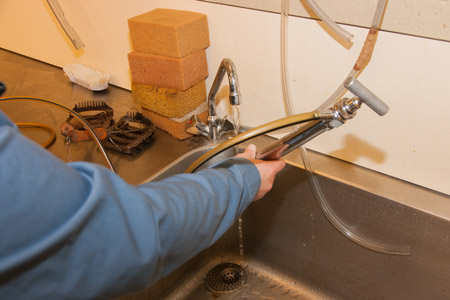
top-left (205, 263), bottom-right (247, 293)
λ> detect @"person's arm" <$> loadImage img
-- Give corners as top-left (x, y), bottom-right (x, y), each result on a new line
top-left (0, 110), bottom-right (284, 300)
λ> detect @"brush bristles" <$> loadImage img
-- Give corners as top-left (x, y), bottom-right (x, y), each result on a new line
top-left (63, 64), bottom-right (110, 91)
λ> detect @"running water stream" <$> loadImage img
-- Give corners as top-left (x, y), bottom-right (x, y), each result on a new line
top-left (232, 105), bottom-right (240, 135)
top-left (238, 217), bottom-right (244, 257)
top-left (233, 105), bottom-right (244, 257)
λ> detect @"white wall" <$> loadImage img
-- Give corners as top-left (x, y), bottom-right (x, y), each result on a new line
top-left (1, 0), bottom-right (449, 196)
top-left (202, 0), bottom-right (450, 42)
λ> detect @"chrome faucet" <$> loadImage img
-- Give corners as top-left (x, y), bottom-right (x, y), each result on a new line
top-left (186, 58), bottom-right (241, 140)
top-left (186, 78), bottom-right (389, 172)
top-left (256, 78), bottom-right (389, 160)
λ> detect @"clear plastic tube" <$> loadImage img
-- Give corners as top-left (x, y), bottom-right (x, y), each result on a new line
top-left (318, 0), bottom-right (387, 111)
top-left (304, 0), bottom-right (354, 42)
top-left (281, 0), bottom-right (411, 255)
top-left (372, 0), bottom-right (387, 28)
top-left (280, 0), bottom-right (295, 117)
top-left (317, 69), bottom-right (356, 111)
top-left (298, 146), bottom-right (411, 255)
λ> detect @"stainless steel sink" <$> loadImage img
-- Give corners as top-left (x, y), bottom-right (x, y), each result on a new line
top-left (113, 138), bottom-right (450, 300)
top-left (144, 144), bottom-right (239, 183)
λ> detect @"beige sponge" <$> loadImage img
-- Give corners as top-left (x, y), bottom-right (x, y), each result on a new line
top-left (128, 9), bottom-right (210, 58)
top-left (132, 80), bottom-right (206, 118)
top-left (140, 103), bottom-right (208, 140)
top-left (128, 50), bottom-right (208, 91)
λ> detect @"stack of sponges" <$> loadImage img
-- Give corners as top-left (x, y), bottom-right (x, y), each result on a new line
top-left (128, 8), bottom-right (210, 140)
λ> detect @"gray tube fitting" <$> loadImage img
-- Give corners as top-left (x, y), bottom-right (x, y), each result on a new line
top-left (344, 78), bottom-right (389, 116)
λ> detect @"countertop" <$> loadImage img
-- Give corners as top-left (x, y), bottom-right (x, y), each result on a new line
top-left (0, 48), bottom-right (210, 185)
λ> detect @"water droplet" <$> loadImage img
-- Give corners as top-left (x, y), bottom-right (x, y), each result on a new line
top-left (238, 217), bottom-right (244, 256)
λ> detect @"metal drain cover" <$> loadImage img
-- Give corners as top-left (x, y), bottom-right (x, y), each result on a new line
top-left (205, 263), bottom-right (247, 293)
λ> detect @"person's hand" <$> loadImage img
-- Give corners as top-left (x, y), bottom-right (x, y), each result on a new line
top-left (236, 144), bottom-right (286, 201)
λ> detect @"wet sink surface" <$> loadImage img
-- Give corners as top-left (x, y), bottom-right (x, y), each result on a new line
top-left (170, 258), bottom-right (324, 300)
top-left (116, 145), bottom-right (340, 300)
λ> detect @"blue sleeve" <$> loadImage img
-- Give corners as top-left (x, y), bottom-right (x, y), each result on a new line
top-left (0, 110), bottom-right (261, 300)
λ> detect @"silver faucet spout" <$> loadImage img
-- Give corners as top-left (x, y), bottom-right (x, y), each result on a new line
top-left (207, 58), bottom-right (241, 117)
top-left (186, 58), bottom-right (241, 140)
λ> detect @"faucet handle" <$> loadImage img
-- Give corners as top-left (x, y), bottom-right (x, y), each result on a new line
top-left (219, 115), bottom-right (236, 132)
top-left (186, 115), bottom-right (208, 137)
top-left (344, 78), bottom-right (389, 116)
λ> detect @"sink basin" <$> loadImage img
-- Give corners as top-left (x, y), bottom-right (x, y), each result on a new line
top-left (144, 144), bottom-right (239, 183)
top-left (113, 139), bottom-right (450, 300)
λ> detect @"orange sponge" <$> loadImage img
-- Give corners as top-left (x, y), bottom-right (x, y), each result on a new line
top-left (128, 50), bottom-right (208, 91)
top-left (128, 8), bottom-right (210, 58)
top-left (132, 80), bottom-right (206, 118)
top-left (140, 104), bottom-right (208, 140)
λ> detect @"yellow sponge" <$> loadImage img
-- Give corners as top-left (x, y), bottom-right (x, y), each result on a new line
top-left (128, 8), bottom-right (210, 58)
top-left (132, 80), bottom-right (206, 118)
